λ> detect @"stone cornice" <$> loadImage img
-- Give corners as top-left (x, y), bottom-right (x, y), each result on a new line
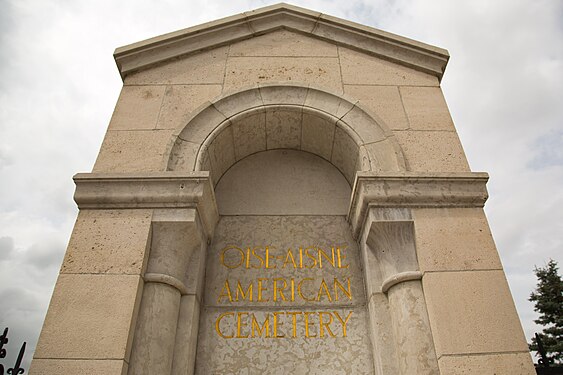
top-left (73, 172), bottom-right (219, 237)
top-left (348, 172), bottom-right (489, 238)
top-left (114, 3), bottom-right (449, 80)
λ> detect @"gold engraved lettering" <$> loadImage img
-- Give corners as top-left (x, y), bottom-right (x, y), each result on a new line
top-left (319, 312), bottom-right (336, 337)
top-left (317, 247), bottom-right (336, 268)
top-left (336, 246), bottom-right (349, 269)
top-left (286, 311), bottom-right (302, 338)
top-left (251, 313), bottom-right (270, 338)
top-left (265, 246), bottom-right (277, 269)
top-left (236, 281), bottom-right (253, 302)
top-left (290, 278), bottom-right (295, 302)
top-left (221, 246), bottom-right (244, 269)
top-left (236, 312), bottom-right (249, 338)
top-left (251, 247), bottom-right (265, 269)
top-left (304, 247), bottom-right (318, 268)
top-left (273, 312), bottom-right (285, 338)
top-left (304, 312), bottom-right (316, 338)
top-left (217, 280), bottom-right (233, 303)
top-left (334, 278), bottom-right (352, 301)
top-left (317, 279), bottom-right (333, 302)
top-left (282, 248), bottom-right (297, 269)
top-left (215, 312), bottom-right (234, 338)
top-left (273, 278), bottom-right (288, 301)
top-left (297, 278), bottom-right (316, 301)
top-left (334, 311), bottom-right (353, 337)
top-left (257, 278), bottom-right (269, 302)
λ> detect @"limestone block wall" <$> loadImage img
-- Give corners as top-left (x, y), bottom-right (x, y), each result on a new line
top-left (30, 210), bottom-right (151, 374)
top-left (30, 8), bottom-right (534, 374)
top-left (413, 207), bottom-right (534, 372)
top-left (93, 29), bottom-right (469, 176)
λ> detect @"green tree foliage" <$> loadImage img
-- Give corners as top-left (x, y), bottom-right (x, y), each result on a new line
top-left (529, 259), bottom-right (563, 363)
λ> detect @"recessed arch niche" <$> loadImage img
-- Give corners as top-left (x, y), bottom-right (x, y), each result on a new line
top-left (215, 149), bottom-right (352, 215)
top-left (166, 85), bottom-right (407, 189)
top-left (164, 84), bottom-right (414, 374)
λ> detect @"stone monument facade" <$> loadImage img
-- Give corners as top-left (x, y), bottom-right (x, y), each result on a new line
top-left (29, 4), bottom-right (535, 374)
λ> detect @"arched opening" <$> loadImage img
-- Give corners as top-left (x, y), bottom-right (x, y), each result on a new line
top-left (166, 85), bottom-right (406, 187)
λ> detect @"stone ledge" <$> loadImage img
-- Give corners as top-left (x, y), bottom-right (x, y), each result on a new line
top-left (114, 3), bottom-right (448, 80)
top-left (73, 172), bottom-right (218, 237)
top-left (348, 171), bottom-right (489, 238)
top-left (381, 271), bottom-right (423, 293)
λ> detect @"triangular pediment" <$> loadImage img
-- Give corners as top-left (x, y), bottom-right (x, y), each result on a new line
top-left (114, 3), bottom-right (449, 81)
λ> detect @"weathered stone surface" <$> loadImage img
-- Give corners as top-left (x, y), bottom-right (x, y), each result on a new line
top-left (366, 219), bottom-right (418, 279)
top-left (215, 150), bottom-right (351, 215)
top-left (438, 352), bottom-right (536, 375)
top-left (394, 130), bottom-right (470, 172)
top-left (29, 359), bottom-right (127, 375)
top-left (34, 274), bottom-right (142, 360)
top-left (124, 47), bottom-right (229, 85)
top-left (207, 124), bottom-right (236, 181)
top-left (224, 56), bottom-right (342, 92)
top-left (387, 281), bottom-right (439, 374)
top-left (400, 86), bottom-right (455, 131)
top-left (61, 209), bottom-right (152, 275)
top-left (229, 29), bottom-right (338, 57)
top-left (344, 85), bottom-right (409, 130)
top-left (178, 104), bottom-right (227, 144)
top-left (259, 84), bottom-right (309, 106)
top-left (339, 47), bottom-right (439, 86)
top-left (423, 270), bottom-right (529, 357)
top-left (361, 139), bottom-right (405, 172)
top-left (367, 294), bottom-right (399, 375)
top-left (148, 219), bottom-right (202, 282)
top-left (168, 138), bottom-right (199, 171)
top-left (265, 107), bottom-right (302, 150)
top-left (304, 87), bottom-right (355, 118)
top-left (348, 172), bottom-right (489, 240)
top-left (157, 85), bottom-right (222, 130)
top-left (301, 112), bottom-right (336, 161)
top-left (340, 105), bottom-right (387, 144)
top-left (413, 207), bottom-right (502, 272)
top-left (232, 110), bottom-right (267, 160)
top-left (115, 4), bottom-right (448, 80)
top-left (205, 216), bottom-right (364, 307)
top-left (212, 87), bottom-right (263, 118)
top-left (128, 283), bottom-right (181, 375)
top-left (109, 85), bottom-right (165, 130)
top-left (172, 296), bottom-right (201, 375)
top-left (196, 307), bottom-right (374, 375)
top-left (331, 126), bottom-right (359, 184)
top-left (195, 215), bottom-right (373, 374)
top-left (93, 130), bottom-right (173, 172)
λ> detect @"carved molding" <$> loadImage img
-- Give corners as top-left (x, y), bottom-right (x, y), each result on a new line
top-left (381, 271), bottom-right (423, 293)
top-left (144, 272), bottom-right (189, 296)
top-left (73, 172), bottom-right (219, 237)
top-left (114, 3), bottom-right (449, 80)
top-left (348, 171), bottom-right (489, 238)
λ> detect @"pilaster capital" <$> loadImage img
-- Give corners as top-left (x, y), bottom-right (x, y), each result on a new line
top-left (73, 172), bottom-right (219, 238)
top-left (348, 171), bottom-right (489, 239)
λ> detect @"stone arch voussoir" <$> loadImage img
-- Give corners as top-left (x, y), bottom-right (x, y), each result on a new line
top-left (166, 84), bottom-right (406, 186)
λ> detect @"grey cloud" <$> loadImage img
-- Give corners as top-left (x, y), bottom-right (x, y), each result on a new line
top-left (0, 236), bottom-right (14, 260)
top-left (0, 287), bottom-right (44, 372)
top-left (529, 130), bottom-right (563, 169)
top-left (24, 238), bottom-right (66, 270)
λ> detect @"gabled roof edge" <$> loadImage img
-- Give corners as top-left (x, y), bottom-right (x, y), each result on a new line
top-left (114, 3), bottom-right (449, 81)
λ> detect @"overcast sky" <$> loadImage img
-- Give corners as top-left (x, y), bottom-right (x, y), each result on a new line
top-left (1, 0), bottom-right (561, 369)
